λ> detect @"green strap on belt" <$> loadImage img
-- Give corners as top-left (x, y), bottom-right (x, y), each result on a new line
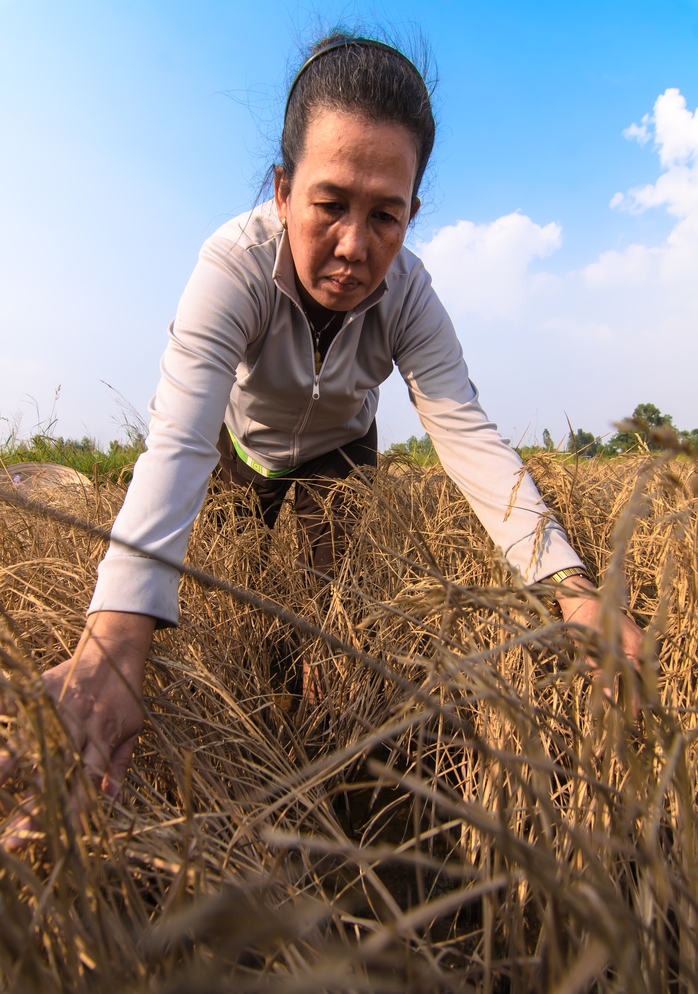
top-left (228, 428), bottom-right (300, 479)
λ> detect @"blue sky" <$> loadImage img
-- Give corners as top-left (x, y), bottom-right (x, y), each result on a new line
top-left (1, 0), bottom-right (697, 448)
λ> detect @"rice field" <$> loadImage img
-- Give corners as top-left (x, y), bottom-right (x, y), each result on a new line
top-left (0, 442), bottom-right (696, 992)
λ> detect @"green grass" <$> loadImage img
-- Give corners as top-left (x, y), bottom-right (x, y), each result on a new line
top-left (0, 434), bottom-right (145, 484)
top-left (3, 429), bottom-right (681, 489)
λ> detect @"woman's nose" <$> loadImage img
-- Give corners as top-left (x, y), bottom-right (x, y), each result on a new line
top-left (335, 218), bottom-right (368, 263)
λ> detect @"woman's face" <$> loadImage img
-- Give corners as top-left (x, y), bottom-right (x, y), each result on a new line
top-left (275, 108), bottom-right (420, 312)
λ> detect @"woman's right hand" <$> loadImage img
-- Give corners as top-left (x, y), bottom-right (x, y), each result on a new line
top-left (0, 611), bottom-right (156, 846)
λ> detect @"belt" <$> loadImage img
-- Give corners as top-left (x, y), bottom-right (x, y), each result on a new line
top-left (228, 428), bottom-right (300, 479)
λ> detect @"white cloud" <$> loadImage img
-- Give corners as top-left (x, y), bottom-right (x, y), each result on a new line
top-left (411, 88), bottom-right (698, 440)
top-left (582, 243), bottom-right (656, 288)
top-left (623, 116), bottom-right (652, 146)
top-left (589, 90), bottom-right (698, 297)
top-left (417, 212), bottom-right (561, 321)
top-left (615, 90), bottom-right (698, 219)
top-left (652, 89), bottom-right (698, 167)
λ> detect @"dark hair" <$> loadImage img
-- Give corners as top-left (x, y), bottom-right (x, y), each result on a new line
top-left (280, 32), bottom-right (436, 202)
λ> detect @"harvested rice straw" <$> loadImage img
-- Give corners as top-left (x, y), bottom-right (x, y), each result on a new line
top-left (0, 447), bottom-right (696, 993)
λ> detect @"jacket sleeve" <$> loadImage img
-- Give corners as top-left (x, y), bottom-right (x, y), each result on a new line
top-left (392, 262), bottom-right (584, 583)
top-left (88, 230), bottom-right (272, 626)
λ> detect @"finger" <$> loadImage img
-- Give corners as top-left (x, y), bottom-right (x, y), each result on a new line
top-left (302, 659), bottom-right (324, 705)
top-left (625, 648), bottom-right (644, 675)
top-left (101, 734), bottom-right (138, 799)
top-left (82, 739), bottom-right (112, 792)
top-left (0, 746), bottom-right (17, 788)
top-left (589, 663), bottom-right (614, 701)
top-left (1, 792), bottom-right (44, 852)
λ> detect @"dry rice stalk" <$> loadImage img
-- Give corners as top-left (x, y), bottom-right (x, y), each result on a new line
top-left (0, 450), bottom-right (696, 992)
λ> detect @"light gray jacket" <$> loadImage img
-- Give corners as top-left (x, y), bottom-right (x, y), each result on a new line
top-left (89, 202), bottom-right (582, 625)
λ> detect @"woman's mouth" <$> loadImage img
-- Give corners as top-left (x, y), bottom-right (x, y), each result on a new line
top-left (326, 274), bottom-right (361, 293)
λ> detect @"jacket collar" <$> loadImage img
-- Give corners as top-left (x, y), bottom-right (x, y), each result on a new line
top-left (272, 229), bottom-right (389, 318)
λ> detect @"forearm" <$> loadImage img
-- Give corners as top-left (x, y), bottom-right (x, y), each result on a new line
top-left (75, 611), bottom-right (156, 686)
top-left (427, 420), bottom-right (584, 581)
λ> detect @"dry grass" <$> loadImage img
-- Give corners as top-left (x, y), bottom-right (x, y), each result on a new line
top-left (0, 448), bottom-right (696, 993)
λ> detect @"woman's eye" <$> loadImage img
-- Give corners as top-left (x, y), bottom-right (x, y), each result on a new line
top-left (374, 211), bottom-right (398, 223)
top-left (317, 202), bottom-right (343, 213)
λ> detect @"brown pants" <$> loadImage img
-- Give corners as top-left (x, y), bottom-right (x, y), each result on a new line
top-left (215, 422), bottom-right (378, 576)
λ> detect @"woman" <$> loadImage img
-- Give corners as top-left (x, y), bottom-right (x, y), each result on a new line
top-left (4, 33), bottom-right (642, 801)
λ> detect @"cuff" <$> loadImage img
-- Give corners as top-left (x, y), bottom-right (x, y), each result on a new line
top-left (506, 524), bottom-right (586, 585)
top-left (88, 553), bottom-right (181, 628)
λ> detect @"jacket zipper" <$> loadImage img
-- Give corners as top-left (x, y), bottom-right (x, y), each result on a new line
top-left (318, 322), bottom-right (349, 384)
top-left (293, 313), bottom-right (355, 463)
top-left (296, 311), bottom-right (353, 439)
top-left (295, 309), bottom-right (319, 443)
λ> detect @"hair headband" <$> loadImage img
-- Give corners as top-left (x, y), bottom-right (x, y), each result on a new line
top-left (284, 38), bottom-right (422, 119)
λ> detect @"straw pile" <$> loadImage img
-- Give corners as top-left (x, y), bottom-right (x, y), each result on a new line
top-left (0, 446), bottom-right (696, 993)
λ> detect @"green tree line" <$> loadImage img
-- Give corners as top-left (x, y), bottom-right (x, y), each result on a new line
top-left (3, 402), bottom-right (694, 478)
top-left (551, 402), bottom-right (698, 458)
top-left (386, 402), bottom-right (698, 465)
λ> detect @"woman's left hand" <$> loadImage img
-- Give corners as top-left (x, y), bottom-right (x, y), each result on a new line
top-left (554, 575), bottom-right (644, 687)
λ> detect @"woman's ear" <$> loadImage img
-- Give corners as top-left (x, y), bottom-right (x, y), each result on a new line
top-left (409, 197), bottom-right (421, 223)
top-left (274, 167), bottom-right (291, 224)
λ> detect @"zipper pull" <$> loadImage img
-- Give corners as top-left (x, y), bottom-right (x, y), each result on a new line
top-left (312, 376), bottom-right (320, 400)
